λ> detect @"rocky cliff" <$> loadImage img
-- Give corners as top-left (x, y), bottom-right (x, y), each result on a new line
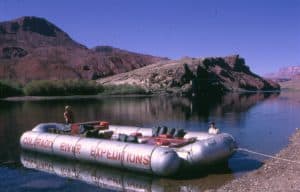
top-left (98, 55), bottom-right (280, 95)
top-left (0, 16), bottom-right (167, 82)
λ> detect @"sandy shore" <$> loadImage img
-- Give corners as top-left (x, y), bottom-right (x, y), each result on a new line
top-left (216, 129), bottom-right (300, 192)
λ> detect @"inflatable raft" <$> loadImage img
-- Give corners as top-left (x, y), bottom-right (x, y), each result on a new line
top-left (20, 121), bottom-right (237, 176)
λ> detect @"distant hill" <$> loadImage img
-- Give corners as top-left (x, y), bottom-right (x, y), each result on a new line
top-left (265, 66), bottom-right (300, 82)
top-left (279, 79), bottom-right (300, 91)
top-left (264, 66), bottom-right (300, 91)
top-left (98, 55), bottom-right (280, 95)
top-left (0, 16), bottom-right (167, 82)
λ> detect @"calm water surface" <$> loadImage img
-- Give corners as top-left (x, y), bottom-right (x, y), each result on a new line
top-left (1, 91), bottom-right (300, 191)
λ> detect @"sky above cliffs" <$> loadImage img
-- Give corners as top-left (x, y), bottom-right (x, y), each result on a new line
top-left (0, 0), bottom-right (299, 75)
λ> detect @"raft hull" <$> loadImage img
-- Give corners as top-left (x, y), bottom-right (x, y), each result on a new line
top-left (20, 123), bottom-right (236, 176)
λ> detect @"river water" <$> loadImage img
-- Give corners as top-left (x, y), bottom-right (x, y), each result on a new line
top-left (1, 91), bottom-right (300, 191)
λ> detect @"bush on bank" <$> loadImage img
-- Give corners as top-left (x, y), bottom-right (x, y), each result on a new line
top-left (0, 80), bottom-right (23, 98)
top-left (24, 80), bottom-right (104, 96)
top-left (102, 84), bottom-right (148, 95)
top-left (0, 80), bottom-right (148, 98)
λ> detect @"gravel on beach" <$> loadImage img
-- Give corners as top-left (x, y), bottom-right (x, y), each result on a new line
top-left (217, 129), bottom-right (300, 192)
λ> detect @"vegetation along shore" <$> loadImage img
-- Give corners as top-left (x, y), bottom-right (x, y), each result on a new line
top-left (0, 79), bottom-right (147, 98)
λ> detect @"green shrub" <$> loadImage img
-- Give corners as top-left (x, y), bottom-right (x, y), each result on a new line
top-left (102, 84), bottom-right (147, 95)
top-left (24, 80), bottom-right (103, 96)
top-left (0, 80), bottom-right (23, 98)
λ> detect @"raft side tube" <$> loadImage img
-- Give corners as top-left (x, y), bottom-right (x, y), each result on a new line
top-left (183, 132), bottom-right (214, 140)
top-left (52, 135), bottom-right (82, 159)
top-left (20, 131), bottom-right (40, 150)
top-left (92, 140), bottom-right (128, 168)
top-left (32, 123), bottom-right (67, 132)
top-left (122, 144), bottom-right (156, 173)
top-left (20, 130), bottom-right (182, 176)
top-left (181, 133), bottom-right (236, 166)
top-left (75, 138), bottom-right (102, 162)
top-left (109, 125), bottom-right (140, 135)
top-left (108, 125), bottom-right (218, 140)
top-left (151, 147), bottom-right (181, 176)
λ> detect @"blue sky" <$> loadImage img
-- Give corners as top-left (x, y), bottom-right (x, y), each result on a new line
top-left (0, 0), bottom-right (299, 75)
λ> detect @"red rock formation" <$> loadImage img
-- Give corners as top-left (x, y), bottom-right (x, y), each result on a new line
top-left (0, 16), bottom-right (167, 82)
top-left (98, 55), bottom-right (280, 94)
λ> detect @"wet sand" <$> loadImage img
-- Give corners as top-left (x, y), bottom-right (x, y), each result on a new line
top-left (217, 129), bottom-right (300, 192)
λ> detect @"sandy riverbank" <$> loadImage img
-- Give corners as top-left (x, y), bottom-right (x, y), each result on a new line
top-left (217, 129), bottom-right (300, 191)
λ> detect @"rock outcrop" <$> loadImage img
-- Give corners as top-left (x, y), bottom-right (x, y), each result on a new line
top-left (0, 16), bottom-right (167, 82)
top-left (97, 55), bottom-right (280, 95)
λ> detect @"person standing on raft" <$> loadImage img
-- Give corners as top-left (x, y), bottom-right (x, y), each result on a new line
top-left (64, 105), bottom-right (74, 124)
top-left (208, 122), bottom-right (220, 134)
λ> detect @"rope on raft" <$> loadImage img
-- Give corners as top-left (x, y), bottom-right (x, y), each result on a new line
top-left (236, 147), bottom-right (300, 165)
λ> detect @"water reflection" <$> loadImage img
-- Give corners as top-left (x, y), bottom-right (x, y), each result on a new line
top-left (181, 92), bottom-right (279, 122)
top-left (20, 151), bottom-right (234, 191)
